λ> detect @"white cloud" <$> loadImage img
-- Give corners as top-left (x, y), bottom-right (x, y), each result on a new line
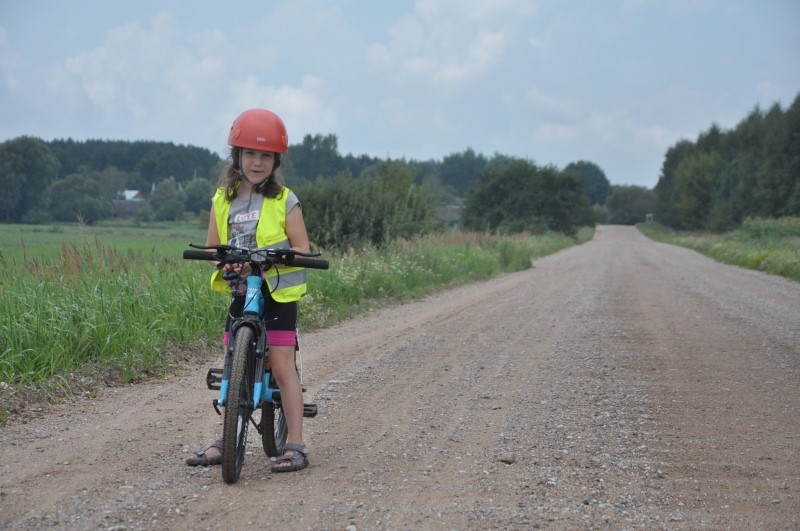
top-left (36, 12), bottom-right (248, 152)
top-left (36, 6), bottom-right (347, 150)
top-left (47, 12), bottom-right (232, 139)
top-left (368, 0), bottom-right (535, 85)
top-left (438, 29), bottom-right (505, 82)
top-left (229, 75), bottom-right (337, 143)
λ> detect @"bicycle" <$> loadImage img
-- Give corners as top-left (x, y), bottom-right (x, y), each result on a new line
top-left (183, 243), bottom-right (329, 483)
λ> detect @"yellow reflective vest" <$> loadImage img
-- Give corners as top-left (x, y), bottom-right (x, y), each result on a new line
top-left (210, 187), bottom-right (307, 302)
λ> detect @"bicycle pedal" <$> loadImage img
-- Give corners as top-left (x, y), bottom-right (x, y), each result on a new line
top-left (206, 368), bottom-right (223, 390)
top-left (303, 403), bottom-right (318, 418)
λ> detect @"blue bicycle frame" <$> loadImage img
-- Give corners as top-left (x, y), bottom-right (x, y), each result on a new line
top-left (217, 273), bottom-right (279, 410)
top-left (184, 243), bottom-right (325, 483)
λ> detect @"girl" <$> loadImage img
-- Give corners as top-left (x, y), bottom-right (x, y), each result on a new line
top-left (186, 108), bottom-right (311, 472)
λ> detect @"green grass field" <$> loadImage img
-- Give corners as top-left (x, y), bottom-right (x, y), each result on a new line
top-left (0, 223), bottom-right (594, 421)
top-left (0, 221), bottom-right (207, 264)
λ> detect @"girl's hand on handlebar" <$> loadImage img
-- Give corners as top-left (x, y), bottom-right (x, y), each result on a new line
top-left (222, 262), bottom-right (252, 277)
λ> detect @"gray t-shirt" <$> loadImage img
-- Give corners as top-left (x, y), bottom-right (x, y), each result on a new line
top-left (227, 191), bottom-right (299, 249)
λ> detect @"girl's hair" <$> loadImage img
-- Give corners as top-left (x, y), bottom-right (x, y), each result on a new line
top-left (218, 146), bottom-right (285, 201)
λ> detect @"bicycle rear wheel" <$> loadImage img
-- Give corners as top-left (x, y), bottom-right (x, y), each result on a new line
top-left (261, 396), bottom-right (288, 457)
top-left (221, 326), bottom-right (254, 484)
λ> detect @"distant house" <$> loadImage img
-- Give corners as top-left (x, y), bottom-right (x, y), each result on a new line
top-left (113, 190), bottom-right (148, 217)
top-left (122, 190), bottom-right (145, 201)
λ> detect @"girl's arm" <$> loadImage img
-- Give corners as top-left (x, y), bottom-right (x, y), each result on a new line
top-left (206, 205), bottom-right (220, 246)
top-left (286, 204), bottom-right (310, 254)
top-left (206, 205), bottom-right (223, 269)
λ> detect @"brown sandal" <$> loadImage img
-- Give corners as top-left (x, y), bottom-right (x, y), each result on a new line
top-left (186, 439), bottom-right (223, 466)
top-left (271, 443), bottom-right (309, 473)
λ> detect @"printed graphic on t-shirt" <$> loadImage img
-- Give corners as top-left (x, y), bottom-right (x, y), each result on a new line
top-left (228, 196), bottom-right (263, 250)
top-left (232, 211), bottom-right (259, 223)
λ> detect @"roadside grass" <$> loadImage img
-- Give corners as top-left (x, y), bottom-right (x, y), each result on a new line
top-left (0, 224), bottom-right (593, 422)
top-left (303, 228), bottom-right (594, 328)
top-left (637, 217), bottom-right (800, 282)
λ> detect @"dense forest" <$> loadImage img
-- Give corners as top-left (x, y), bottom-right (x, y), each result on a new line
top-left (0, 132), bottom-right (614, 246)
top-left (3, 91), bottom-right (795, 242)
top-left (654, 92), bottom-right (800, 230)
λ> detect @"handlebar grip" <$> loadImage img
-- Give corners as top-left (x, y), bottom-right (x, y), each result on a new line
top-left (289, 257), bottom-right (330, 270)
top-left (183, 250), bottom-right (218, 261)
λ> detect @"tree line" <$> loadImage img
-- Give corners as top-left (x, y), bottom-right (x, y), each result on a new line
top-left (4, 90), bottom-right (793, 239)
top-left (654, 92), bottom-right (800, 230)
top-left (0, 132), bottom-right (638, 247)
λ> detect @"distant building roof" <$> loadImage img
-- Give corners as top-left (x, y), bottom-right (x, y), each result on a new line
top-left (122, 190), bottom-right (145, 201)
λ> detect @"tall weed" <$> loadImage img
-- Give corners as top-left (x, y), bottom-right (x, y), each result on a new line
top-left (1, 237), bottom-right (220, 388)
top-left (736, 217), bottom-right (800, 239)
top-left (0, 227), bottom-right (593, 410)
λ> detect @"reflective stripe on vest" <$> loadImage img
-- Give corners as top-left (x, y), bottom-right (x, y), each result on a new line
top-left (209, 187), bottom-right (307, 302)
top-left (262, 238), bottom-right (308, 292)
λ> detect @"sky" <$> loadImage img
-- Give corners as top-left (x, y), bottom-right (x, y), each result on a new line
top-left (1, 1), bottom-right (798, 189)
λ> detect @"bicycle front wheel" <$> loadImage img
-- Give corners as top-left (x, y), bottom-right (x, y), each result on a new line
top-left (221, 326), bottom-right (254, 484)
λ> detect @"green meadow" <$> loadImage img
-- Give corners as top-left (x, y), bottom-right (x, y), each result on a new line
top-left (0, 222), bottom-right (593, 420)
top-left (0, 221), bottom-right (208, 264)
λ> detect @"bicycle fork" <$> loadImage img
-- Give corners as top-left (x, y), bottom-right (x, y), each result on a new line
top-left (206, 317), bottom-right (265, 412)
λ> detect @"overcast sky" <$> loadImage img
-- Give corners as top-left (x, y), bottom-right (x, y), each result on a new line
top-left (1, 0), bottom-right (798, 188)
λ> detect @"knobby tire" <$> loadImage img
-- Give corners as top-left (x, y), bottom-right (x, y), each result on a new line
top-left (221, 326), bottom-right (254, 484)
top-left (261, 383), bottom-right (288, 457)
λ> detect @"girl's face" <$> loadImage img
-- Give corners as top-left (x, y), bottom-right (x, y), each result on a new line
top-left (240, 149), bottom-right (275, 185)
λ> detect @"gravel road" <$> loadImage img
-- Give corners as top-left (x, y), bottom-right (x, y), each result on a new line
top-left (1, 225), bottom-right (798, 529)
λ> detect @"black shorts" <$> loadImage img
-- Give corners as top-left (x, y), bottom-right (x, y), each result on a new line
top-left (226, 289), bottom-right (297, 332)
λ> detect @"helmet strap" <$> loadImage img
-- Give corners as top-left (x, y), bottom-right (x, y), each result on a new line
top-left (254, 174), bottom-right (273, 194)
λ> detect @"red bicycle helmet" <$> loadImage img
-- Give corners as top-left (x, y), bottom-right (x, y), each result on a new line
top-left (227, 108), bottom-right (288, 153)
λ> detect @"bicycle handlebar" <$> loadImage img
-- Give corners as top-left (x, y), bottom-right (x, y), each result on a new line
top-left (182, 250), bottom-right (218, 261)
top-left (182, 244), bottom-right (329, 270)
top-left (287, 255), bottom-right (330, 269)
